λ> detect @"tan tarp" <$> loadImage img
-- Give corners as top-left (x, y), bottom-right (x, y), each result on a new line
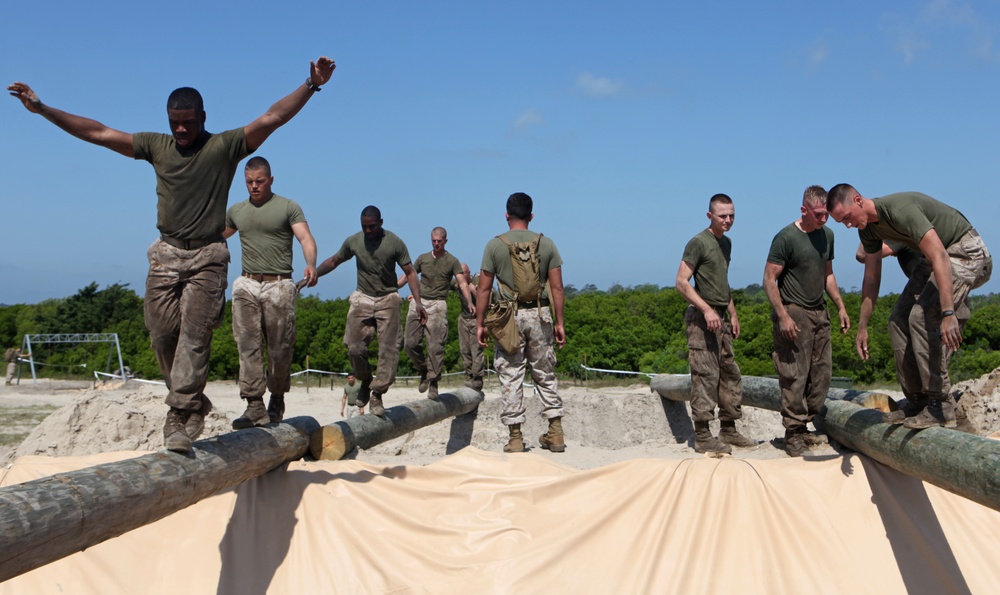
top-left (2, 447), bottom-right (999, 594)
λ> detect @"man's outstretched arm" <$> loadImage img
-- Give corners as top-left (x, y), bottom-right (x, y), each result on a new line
top-left (244, 57), bottom-right (336, 152)
top-left (8, 82), bottom-right (134, 157)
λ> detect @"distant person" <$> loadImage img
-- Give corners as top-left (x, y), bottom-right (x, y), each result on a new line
top-left (341, 374), bottom-right (365, 418)
top-left (454, 263), bottom-right (485, 390)
top-left (476, 192), bottom-right (566, 453)
top-left (763, 186), bottom-right (850, 457)
top-left (828, 185), bottom-right (992, 429)
top-left (315, 206), bottom-right (425, 417)
top-left (5, 347), bottom-right (28, 385)
top-left (8, 57), bottom-right (336, 452)
top-left (397, 227), bottom-right (475, 400)
top-left (222, 156), bottom-right (318, 428)
top-left (854, 241), bottom-right (976, 433)
top-left (675, 193), bottom-right (755, 454)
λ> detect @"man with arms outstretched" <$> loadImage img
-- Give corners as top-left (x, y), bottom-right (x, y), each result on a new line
top-left (8, 57), bottom-right (336, 452)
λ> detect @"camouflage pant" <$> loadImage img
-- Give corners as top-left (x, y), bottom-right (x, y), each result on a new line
top-left (144, 238), bottom-right (229, 411)
top-left (5, 362), bottom-right (16, 383)
top-left (495, 307), bottom-right (562, 425)
top-left (344, 291), bottom-right (403, 394)
top-left (889, 230), bottom-right (992, 398)
top-left (685, 306), bottom-right (743, 422)
top-left (772, 304), bottom-right (831, 431)
top-left (403, 298), bottom-right (448, 380)
top-left (458, 314), bottom-right (485, 382)
top-left (231, 275), bottom-right (297, 399)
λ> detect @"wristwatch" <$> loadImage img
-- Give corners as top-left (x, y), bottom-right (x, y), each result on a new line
top-left (306, 77), bottom-right (322, 92)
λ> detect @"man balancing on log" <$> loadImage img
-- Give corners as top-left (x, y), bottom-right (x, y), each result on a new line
top-left (8, 56), bottom-right (336, 452)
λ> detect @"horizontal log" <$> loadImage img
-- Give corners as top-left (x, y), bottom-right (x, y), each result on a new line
top-left (311, 388), bottom-right (484, 460)
top-left (651, 374), bottom-right (1000, 512)
top-left (0, 416), bottom-right (320, 583)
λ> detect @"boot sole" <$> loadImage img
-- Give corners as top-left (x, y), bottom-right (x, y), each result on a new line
top-left (232, 417), bottom-right (270, 430)
top-left (165, 432), bottom-right (192, 453)
top-left (540, 443), bottom-right (566, 453)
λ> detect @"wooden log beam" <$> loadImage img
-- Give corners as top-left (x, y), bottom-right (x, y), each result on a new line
top-left (0, 416), bottom-right (320, 583)
top-left (311, 387), bottom-right (484, 460)
top-left (650, 374), bottom-right (1000, 512)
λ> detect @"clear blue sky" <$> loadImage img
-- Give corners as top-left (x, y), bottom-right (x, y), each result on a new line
top-left (3, 1), bottom-right (999, 305)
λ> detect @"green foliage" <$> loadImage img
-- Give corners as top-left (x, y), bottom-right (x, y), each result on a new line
top-left (5, 283), bottom-right (1000, 387)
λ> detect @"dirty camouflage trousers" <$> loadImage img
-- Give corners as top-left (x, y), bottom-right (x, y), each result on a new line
top-left (458, 314), bottom-right (485, 383)
top-left (495, 307), bottom-right (563, 425)
top-left (404, 298), bottom-right (448, 380)
top-left (772, 304), bottom-right (831, 431)
top-left (344, 291), bottom-right (403, 395)
top-left (685, 305), bottom-right (743, 423)
top-left (231, 275), bottom-right (297, 398)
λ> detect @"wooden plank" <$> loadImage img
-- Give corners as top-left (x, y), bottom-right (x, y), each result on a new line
top-left (310, 388), bottom-right (484, 460)
top-left (0, 416), bottom-right (320, 582)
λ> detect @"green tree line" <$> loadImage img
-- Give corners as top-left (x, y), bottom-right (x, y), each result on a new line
top-left (3, 282), bottom-right (999, 384)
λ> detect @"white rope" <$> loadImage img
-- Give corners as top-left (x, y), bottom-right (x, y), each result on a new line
top-left (579, 364), bottom-right (656, 379)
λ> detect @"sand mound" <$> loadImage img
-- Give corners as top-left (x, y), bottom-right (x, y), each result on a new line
top-left (11, 389), bottom-right (231, 459)
top-left (953, 366), bottom-right (1000, 436)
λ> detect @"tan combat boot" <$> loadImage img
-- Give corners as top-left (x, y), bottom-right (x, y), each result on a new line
top-left (883, 393), bottom-right (928, 424)
top-left (784, 429), bottom-right (809, 457)
top-left (694, 421), bottom-right (731, 455)
top-left (719, 420), bottom-right (758, 447)
top-left (267, 394), bottom-right (285, 423)
top-left (903, 394), bottom-right (957, 430)
top-left (184, 394), bottom-right (213, 441)
top-left (232, 397), bottom-right (269, 430)
top-left (539, 417), bottom-right (566, 453)
top-left (504, 424), bottom-right (525, 453)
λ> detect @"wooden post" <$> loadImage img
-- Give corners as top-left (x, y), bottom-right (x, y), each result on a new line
top-left (311, 387), bottom-right (484, 460)
top-left (649, 373), bottom-right (1000, 512)
top-left (0, 416), bottom-right (320, 583)
top-left (305, 355), bottom-right (310, 393)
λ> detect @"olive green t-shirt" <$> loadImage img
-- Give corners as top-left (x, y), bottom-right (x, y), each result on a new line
top-left (344, 382), bottom-right (361, 406)
top-left (859, 192), bottom-right (973, 255)
top-left (133, 128), bottom-right (252, 241)
top-left (766, 223), bottom-right (835, 309)
top-left (336, 230), bottom-right (412, 296)
top-left (414, 252), bottom-right (463, 300)
top-left (481, 230), bottom-right (563, 302)
top-left (226, 194), bottom-right (306, 275)
top-left (681, 229), bottom-right (732, 308)
top-left (453, 274), bottom-right (480, 319)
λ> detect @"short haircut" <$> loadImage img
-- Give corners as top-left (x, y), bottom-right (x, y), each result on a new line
top-left (708, 193), bottom-right (733, 213)
top-left (361, 205), bottom-right (382, 220)
top-left (826, 184), bottom-right (857, 211)
top-left (167, 87), bottom-right (204, 113)
top-left (432, 226), bottom-right (447, 239)
top-left (245, 156), bottom-right (271, 176)
top-left (802, 185), bottom-right (827, 207)
top-left (506, 192), bottom-right (533, 221)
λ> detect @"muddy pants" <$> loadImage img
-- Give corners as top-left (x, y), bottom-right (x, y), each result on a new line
top-left (685, 305), bottom-right (743, 423)
top-left (144, 238), bottom-right (229, 411)
top-left (458, 314), bottom-right (485, 382)
top-left (495, 307), bottom-right (563, 425)
top-left (231, 275), bottom-right (297, 399)
top-left (344, 290), bottom-right (403, 395)
top-left (403, 298), bottom-right (448, 381)
top-left (772, 304), bottom-right (831, 431)
top-left (889, 230), bottom-right (992, 399)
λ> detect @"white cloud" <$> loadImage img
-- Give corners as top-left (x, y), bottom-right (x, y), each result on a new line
top-left (884, 0), bottom-right (1000, 64)
top-left (807, 39), bottom-right (829, 66)
top-left (511, 108), bottom-right (543, 131)
top-left (575, 72), bottom-right (625, 98)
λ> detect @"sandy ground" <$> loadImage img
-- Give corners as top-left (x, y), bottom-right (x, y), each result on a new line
top-left (3, 368), bottom-right (999, 468)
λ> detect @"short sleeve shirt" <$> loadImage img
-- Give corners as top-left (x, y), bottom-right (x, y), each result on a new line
top-left (344, 382), bottom-right (362, 406)
top-left (481, 230), bottom-right (563, 301)
top-left (336, 230), bottom-right (412, 296)
top-left (133, 128), bottom-right (252, 241)
top-left (859, 192), bottom-right (973, 255)
top-left (226, 194), bottom-right (306, 274)
top-left (414, 252), bottom-right (463, 300)
top-left (453, 274), bottom-right (480, 318)
top-left (681, 229), bottom-right (732, 308)
top-left (766, 223), bottom-right (835, 309)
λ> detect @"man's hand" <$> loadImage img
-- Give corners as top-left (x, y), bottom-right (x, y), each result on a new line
top-left (302, 265), bottom-right (318, 288)
top-left (415, 302), bottom-right (427, 325)
top-left (703, 309), bottom-right (722, 332)
top-left (477, 325), bottom-right (490, 348)
top-left (554, 323), bottom-right (566, 348)
top-left (856, 327), bottom-right (870, 361)
top-left (778, 312), bottom-right (799, 342)
top-left (941, 314), bottom-right (962, 352)
top-left (730, 315), bottom-right (740, 340)
top-left (310, 57), bottom-right (336, 87)
top-left (838, 308), bottom-right (851, 334)
top-left (8, 82), bottom-right (42, 113)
